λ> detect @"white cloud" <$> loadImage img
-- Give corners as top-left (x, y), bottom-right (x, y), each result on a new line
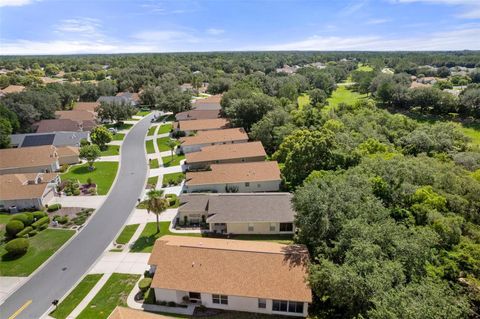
top-left (341, 0), bottom-right (369, 16)
top-left (133, 30), bottom-right (200, 43)
top-left (55, 18), bottom-right (101, 35)
top-left (0, 0), bottom-right (36, 7)
top-left (366, 18), bottom-right (391, 25)
top-left (206, 28), bottom-right (225, 35)
top-left (391, 0), bottom-right (480, 18)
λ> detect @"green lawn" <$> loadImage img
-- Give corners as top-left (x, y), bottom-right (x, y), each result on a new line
top-left (325, 86), bottom-right (369, 111)
top-left (116, 224), bottom-right (140, 245)
top-left (111, 133), bottom-right (125, 141)
top-left (147, 125), bottom-right (158, 136)
top-left (50, 274), bottom-right (103, 319)
top-left (62, 162), bottom-right (119, 195)
top-left (162, 172), bottom-right (185, 186)
top-left (162, 154), bottom-right (185, 167)
top-left (104, 123), bottom-right (133, 130)
top-left (0, 229), bottom-right (75, 276)
top-left (458, 123), bottom-right (480, 150)
top-left (150, 158), bottom-right (160, 169)
top-left (357, 63), bottom-right (374, 72)
top-left (158, 123), bottom-right (173, 134)
top-left (0, 213), bottom-right (12, 225)
top-left (146, 176), bottom-right (158, 189)
top-left (297, 93), bottom-right (311, 110)
top-left (157, 137), bottom-right (179, 152)
top-left (145, 140), bottom-right (155, 154)
top-left (136, 110), bottom-right (151, 116)
top-left (77, 273), bottom-right (140, 319)
top-left (131, 222), bottom-right (201, 253)
top-left (100, 145), bottom-right (120, 156)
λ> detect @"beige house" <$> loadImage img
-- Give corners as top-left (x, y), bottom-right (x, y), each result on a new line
top-left (174, 118), bottom-right (229, 135)
top-left (175, 109), bottom-right (220, 121)
top-left (56, 146), bottom-right (80, 165)
top-left (185, 141), bottom-right (266, 170)
top-left (108, 307), bottom-right (170, 319)
top-left (0, 145), bottom-right (60, 174)
top-left (148, 236), bottom-right (312, 317)
top-left (184, 161), bottom-right (281, 193)
top-left (73, 102), bottom-right (100, 112)
top-left (0, 173), bottom-right (59, 210)
top-left (177, 193), bottom-right (295, 234)
top-left (179, 128), bottom-right (249, 153)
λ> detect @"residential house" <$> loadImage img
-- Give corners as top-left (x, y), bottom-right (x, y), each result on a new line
top-left (177, 193), bottom-right (295, 234)
top-left (184, 161), bottom-right (281, 193)
top-left (55, 110), bottom-right (96, 122)
top-left (116, 91), bottom-right (141, 105)
top-left (174, 118), bottom-right (230, 135)
top-left (191, 94), bottom-right (222, 111)
top-left (108, 307), bottom-right (170, 319)
top-left (35, 118), bottom-right (96, 133)
top-left (56, 146), bottom-right (80, 165)
top-left (179, 128), bottom-right (248, 154)
top-left (0, 85), bottom-right (25, 97)
top-left (0, 145), bottom-right (60, 174)
top-left (185, 141), bottom-right (266, 170)
top-left (10, 131), bottom-right (89, 148)
top-left (175, 109), bottom-right (220, 121)
top-left (0, 173), bottom-right (59, 211)
top-left (73, 101), bottom-right (100, 112)
top-left (148, 236), bottom-right (311, 317)
top-left (98, 95), bottom-right (137, 106)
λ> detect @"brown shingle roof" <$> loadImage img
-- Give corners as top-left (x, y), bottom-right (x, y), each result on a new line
top-left (194, 94), bottom-right (222, 104)
top-left (0, 173), bottom-right (58, 200)
top-left (1, 85), bottom-right (25, 94)
top-left (149, 236), bottom-right (311, 302)
top-left (108, 307), bottom-right (170, 319)
top-left (36, 119), bottom-right (81, 133)
top-left (73, 102), bottom-right (100, 112)
top-left (56, 146), bottom-right (79, 157)
top-left (186, 161), bottom-right (281, 186)
top-left (175, 109), bottom-right (220, 121)
top-left (55, 110), bottom-right (96, 121)
top-left (180, 128), bottom-right (248, 146)
top-left (186, 141), bottom-right (266, 164)
top-left (0, 145), bottom-right (58, 171)
top-left (175, 118), bottom-right (229, 131)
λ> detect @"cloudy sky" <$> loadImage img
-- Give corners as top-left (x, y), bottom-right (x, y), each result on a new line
top-left (0, 0), bottom-right (480, 55)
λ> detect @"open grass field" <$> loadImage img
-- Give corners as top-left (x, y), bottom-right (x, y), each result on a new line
top-left (115, 224), bottom-right (140, 245)
top-left (50, 274), bottom-right (103, 319)
top-left (147, 125), bottom-right (158, 136)
top-left (357, 63), bottom-right (374, 72)
top-left (136, 110), bottom-right (151, 116)
top-left (111, 133), bottom-right (125, 141)
top-left (145, 140), bottom-right (155, 154)
top-left (131, 222), bottom-right (201, 253)
top-left (162, 172), bottom-right (185, 186)
top-left (162, 154), bottom-right (185, 167)
top-left (158, 123), bottom-right (173, 134)
top-left (157, 137), bottom-right (179, 152)
top-left (0, 229), bottom-right (75, 276)
top-left (149, 158), bottom-right (160, 169)
top-left (325, 86), bottom-right (369, 112)
top-left (459, 123), bottom-right (480, 150)
top-left (297, 93), bottom-right (311, 110)
top-left (77, 273), bottom-right (140, 319)
top-left (100, 145), bottom-right (120, 156)
top-left (62, 162), bottom-right (119, 195)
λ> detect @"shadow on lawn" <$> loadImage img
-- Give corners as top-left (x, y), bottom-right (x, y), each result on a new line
top-left (69, 166), bottom-right (97, 175)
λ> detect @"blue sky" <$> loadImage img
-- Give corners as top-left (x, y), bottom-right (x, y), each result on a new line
top-left (0, 0), bottom-right (479, 54)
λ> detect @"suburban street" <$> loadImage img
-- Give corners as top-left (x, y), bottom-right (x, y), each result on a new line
top-left (0, 114), bottom-right (153, 319)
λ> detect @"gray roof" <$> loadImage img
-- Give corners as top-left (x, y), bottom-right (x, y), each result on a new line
top-left (97, 96), bottom-right (134, 105)
top-left (10, 131), bottom-right (89, 148)
top-left (179, 193), bottom-right (295, 223)
top-left (192, 103), bottom-right (221, 111)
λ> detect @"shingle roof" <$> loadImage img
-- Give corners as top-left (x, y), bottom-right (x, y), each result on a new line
top-left (0, 145), bottom-right (58, 170)
top-left (175, 109), bottom-right (220, 121)
top-left (108, 307), bottom-right (170, 319)
top-left (55, 110), bottom-right (96, 121)
top-left (175, 118), bottom-right (229, 131)
top-left (35, 119), bottom-right (81, 133)
top-left (186, 161), bottom-right (281, 186)
top-left (185, 141), bottom-right (266, 164)
top-left (178, 194), bottom-right (210, 213)
top-left (0, 173), bottom-right (58, 200)
top-left (148, 236), bottom-right (311, 302)
top-left (1, 85), bottom-right (25, 94)
top-left (56, 146), bottom-right (79, 158)
top-left (180, 128), bottom-right (248, 146)
top-left (206, 193), bottom-right (295, 223)
top-left (73, 102), bottom-right (100, 112)
top-left (191, 95), bottom-right (222, 111)
top-left (116, 92), bottom-right (140, 102)
top-left (97, 96), bottom-right (132, 104)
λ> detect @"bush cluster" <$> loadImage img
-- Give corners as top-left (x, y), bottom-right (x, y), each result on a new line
top-left (47, 203), bottom-right (62, 212)
top-left (5, 238), bottom-right (29, 256)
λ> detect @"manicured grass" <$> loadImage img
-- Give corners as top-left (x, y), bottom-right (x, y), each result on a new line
top-left (145, 140), bottom-right (155, 154)
top-left (62, 162), bottom-right (119, 195)
top-left (149, 158), bottom-right (160, 169)
top-left (157, 137), bottom-right (179, 152)
top-left (162, 154), bottom-right (185, 167)
top-left (100, 145), bottom-right (120, 156)
top-left (50, 274), bottom-right (103, 319)
top-left (297, 93), bottom-right (311, 110)
top-left (458, 123), bottom-right (480, 149)
top-left (116, 224), bottom-right (140, 245)
top-left (147, 125), bottom-right (158, 136)
top-left (0, 229), bottom-right (75, 276)
top-left (326, 86), bottom-right (369, 110)
top-left (158, 123), bottom-right (172, 134)
top-left (357, 63), bottom-right (374, 72)
top-left (0, 213), bottom-right (12, 225)
top-left (111, 133), bottom-right (125, 141)
top-left (146, 176), bottom-right (158, 189)
top-left (162, 172), bottom-right (185, 185)
top-left (131, 222), bottom-right (200, 253)
top-left (104, 123), bottom-right (133, 130)
top-left (136, 110), bottom-right (151, 116)
top-left (77, 273), bottom-right (140, 319)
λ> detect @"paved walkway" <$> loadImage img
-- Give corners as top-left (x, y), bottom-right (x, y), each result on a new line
top-left (0, 277), bottom-right (28, 305)
top-left (89, 252), bottom-right (150, 275)
top-left (66, 273), bottom-right (112, 319)
top-left (107, 140), bottom-right (123, 146)
top-left (127, 208), bottom-right (178, 224)
top-left (49, 196), bottom-right (107, 209)
top-left (98, 155), bottom-right (120, 162)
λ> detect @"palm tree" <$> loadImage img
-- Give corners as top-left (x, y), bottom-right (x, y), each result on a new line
top-left (167, 140), bottom-right (177, 160)
top-left (146, 190), bottom-right (169, 234)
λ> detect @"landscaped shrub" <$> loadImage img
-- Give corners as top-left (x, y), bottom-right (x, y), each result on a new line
top-left (73, 189), bottom-right (81, 196)
top-left (158, 301), bottom-right (167, 306)
top-left (144, 288), bottom-right (156, 304)
top-left (47, 204), bottom-right (62, 212)
top-left (12, 213), bottom-right (34, 226)
top-left (5, 238), bottom-right (29, 255)
top-left (6, 220), bottom-right (25, 237)
top-left (32, 216), bottom-right (50, 229)
top-left (16, 226), bottom-right (33, 238)
top-left (167, 301), bottom-right (177, 307)
top-left (33, 211), bottom-right (47, 219)
top-left (28, 230), bottom-right (38, 237)
top-left (59, 164), bottom-right (69, 173)
top-left (38, 223), bottom-right (49, 231)
top-left (54, 215), bottom-right (69, 225)
top-left (138, 278), bottom-right (152, 292)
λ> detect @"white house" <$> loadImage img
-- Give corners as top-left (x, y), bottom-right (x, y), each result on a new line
top-left (148, 236), bottom-right (312, 317)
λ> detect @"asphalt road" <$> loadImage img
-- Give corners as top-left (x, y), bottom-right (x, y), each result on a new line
top-left (0, 115), bottom-right (153, 319)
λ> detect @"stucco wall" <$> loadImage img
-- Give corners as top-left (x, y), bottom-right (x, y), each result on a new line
top-left (185, 180), bottom-right (281, 193)
top-left (187, 155), bottom-right (266, 170)
top-left (225, 222), bottom-right (294, 234)
top-left (0, 162), bottom-right (58, 175)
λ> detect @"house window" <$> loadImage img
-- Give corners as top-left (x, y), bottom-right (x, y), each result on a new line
top-left (280, 223), bottom-right (293, 232)
top-left (258, 298), bottom-right (267, 309)
top-left (270, 223), bottom-right (276, 232)
top-left (245, 182), bottom-right (250, 187)
top-left (212, 294), bottom-right (228, 305)
top-left (272, 300), bottom-right (288, 312)
top-left (257, 184), bottom-right (261, 188)
top-left (248, 223), bottom-right (254, 232)
top-left (288, 301), bottom-right (304, 314)
top-left (189, 292), bottom-right (201, 300)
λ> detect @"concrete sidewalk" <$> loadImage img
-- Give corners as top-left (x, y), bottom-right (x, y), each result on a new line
top-left (98, 155), bottom-right (120, 162)
top-left (127, 208), bottom-right (178, 224)
top-left (49, 196), bottom-right (106, 209)
top-left (0, 277), bottom-right (28, 305)
top-left (89, 252), bottom-right (150, 275)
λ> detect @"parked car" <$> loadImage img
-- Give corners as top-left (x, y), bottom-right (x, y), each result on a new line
top-left (108, 128), bottom-right (117, 134)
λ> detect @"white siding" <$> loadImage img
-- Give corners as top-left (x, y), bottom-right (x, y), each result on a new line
top-left (185, 180), bottom-right (281, 193)
top-left (226, 222), bottom-right (294, 235)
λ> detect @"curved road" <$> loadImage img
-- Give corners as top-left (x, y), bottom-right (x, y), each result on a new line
top-left (1, 115), bottom-right (153, 319)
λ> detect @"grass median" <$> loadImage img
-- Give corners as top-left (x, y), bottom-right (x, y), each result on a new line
top-left (61, 162), bottom-right (119, 195)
